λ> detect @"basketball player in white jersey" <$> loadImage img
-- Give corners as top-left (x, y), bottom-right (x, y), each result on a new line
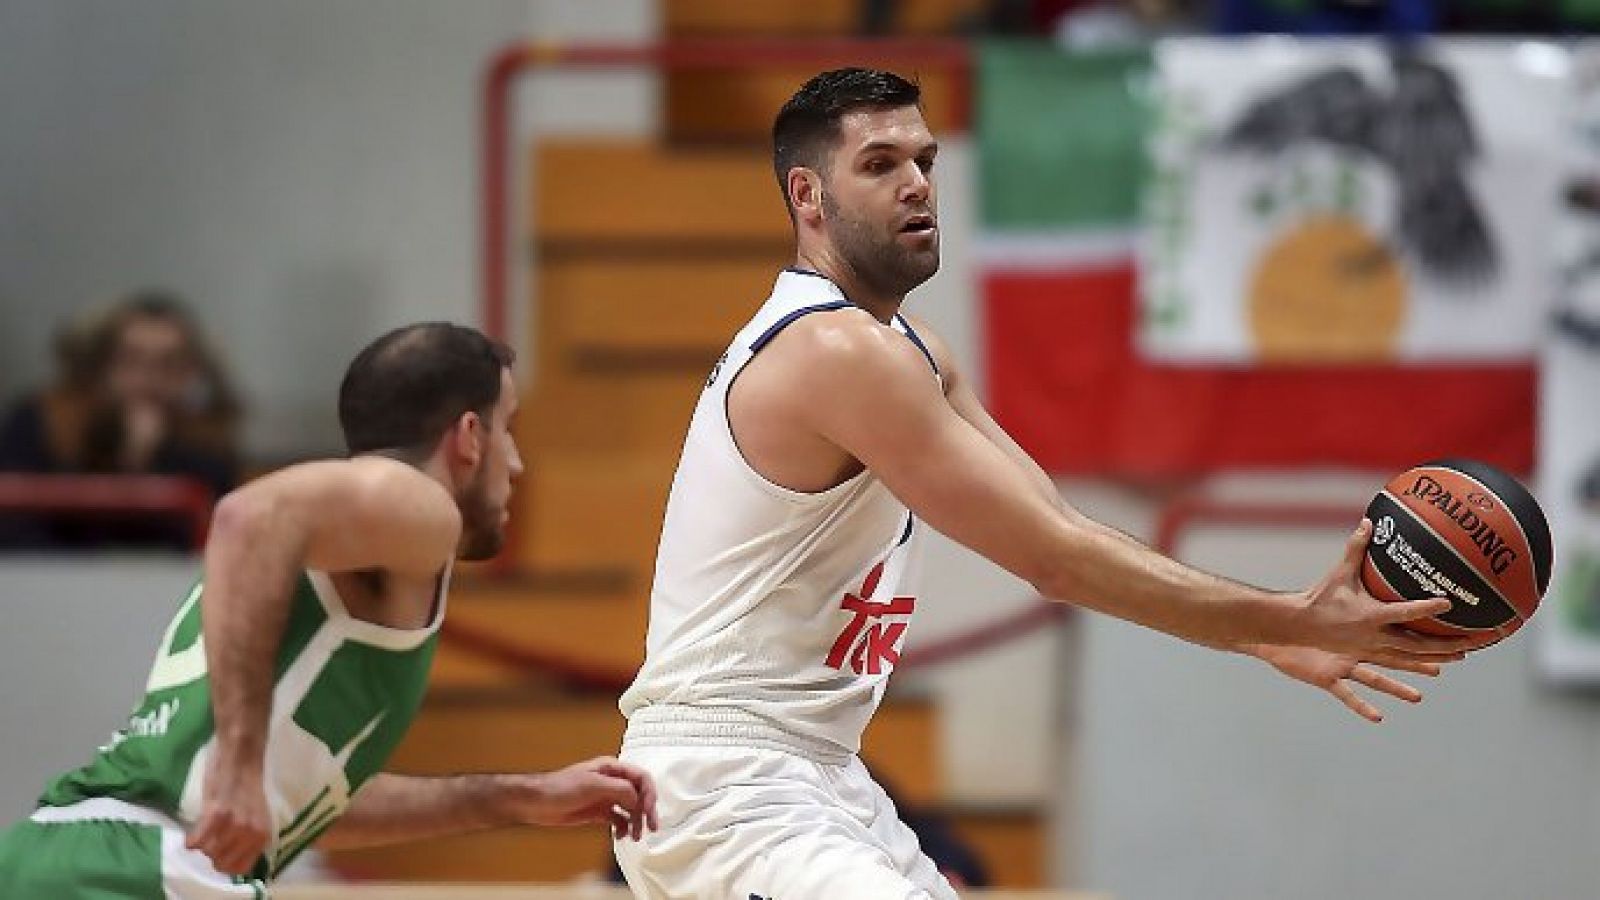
top-left (612, 70), bottom-right (1473, 900)
top-left (0, 323), bottom-right (656, 898)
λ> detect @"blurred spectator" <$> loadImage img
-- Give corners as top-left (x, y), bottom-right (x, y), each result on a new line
top-left (1049, 0), bottom-right (1201, 47)
top-left (858, 0), bottom-right (1201, 36)
top-left (1213, 0), bottom-right (1438, 35)
top-left (0, 292), bottom-right (242, 550)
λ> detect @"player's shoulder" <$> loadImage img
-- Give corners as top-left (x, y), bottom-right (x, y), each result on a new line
top-left (345, 455), bottom-right (455, 501)
top-left (259, 457), bottom-right (458, 526)
top-left (775, 307), bottom-right (931, 379)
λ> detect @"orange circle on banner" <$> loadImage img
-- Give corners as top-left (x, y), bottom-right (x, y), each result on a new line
top-left (1248, 215), bottom-right (1407, 361)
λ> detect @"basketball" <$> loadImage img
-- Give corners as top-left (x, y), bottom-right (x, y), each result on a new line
top-left (1362, 458), bottom-right (1553, 642)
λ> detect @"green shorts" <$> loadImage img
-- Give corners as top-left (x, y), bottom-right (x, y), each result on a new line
top-left (0, 798), bottom-right (266, 899)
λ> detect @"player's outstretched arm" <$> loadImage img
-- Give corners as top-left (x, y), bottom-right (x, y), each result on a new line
top-left (316, 756), bottom-right (659, 851)
top-left (187, 457), bottom-right (460, 874)
top-left (787, 315), bottom-right (1472, 665)
top-left (910, 321), bottom-right (1465, 719)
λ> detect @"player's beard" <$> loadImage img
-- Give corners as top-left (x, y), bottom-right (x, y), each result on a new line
top-left (457, 458), bottom-right (506, 561)
top-left (823, 190), bottom-right (939, 299)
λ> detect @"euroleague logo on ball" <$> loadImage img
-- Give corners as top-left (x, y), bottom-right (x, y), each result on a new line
top-left (1466, 492), bottom-right (1495, 512)
top-left (1373, 516), bottom-right (1396, 546)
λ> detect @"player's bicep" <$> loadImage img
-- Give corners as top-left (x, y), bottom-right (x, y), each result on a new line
top-left (807, 337), bottom-right (1081, 589)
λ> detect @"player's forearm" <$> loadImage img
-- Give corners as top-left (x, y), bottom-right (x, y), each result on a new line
top-left (200, 490), bottom-right (308, 767)
top-left (1040, 520), bottom-right (1303, 651)
top-left (317, 773), bottom-right (530, 850)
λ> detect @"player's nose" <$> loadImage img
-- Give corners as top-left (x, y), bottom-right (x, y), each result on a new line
top-left (901, 162), bottom-right (930, 203)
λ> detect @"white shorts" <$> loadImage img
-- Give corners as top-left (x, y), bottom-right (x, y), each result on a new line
top-left (613, 743), bottom-right (960, 900)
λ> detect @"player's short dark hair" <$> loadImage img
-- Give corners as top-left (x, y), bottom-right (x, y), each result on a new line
top-left (772, 67), bottom-right (922, 214)
top-left (338, 322), bottom-right (515, 455)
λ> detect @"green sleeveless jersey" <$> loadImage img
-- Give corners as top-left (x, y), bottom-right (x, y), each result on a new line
top-left (39, 568), bottom-right (448, 878)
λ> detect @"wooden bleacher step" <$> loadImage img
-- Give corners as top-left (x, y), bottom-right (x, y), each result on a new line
top-left (433, 582), bottom-right (646, 693)
top-left (666, 67), bottom-right (963, 145)
top-left (944, 802), bottom-right (1051, 890)
top-left (430, 574), bottom-right (640, 693)
top-left (520, 379), bottom-right (701, 459)
top-left (535, 256), bottom-right (781, 378)
top-left (516, 451), bottom-right (675, 579)
top-left (534, 141), bottom-right (790, 247)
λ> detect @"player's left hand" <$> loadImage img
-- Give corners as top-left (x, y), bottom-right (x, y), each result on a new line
top-left (509, 756), bottom-right (659, 840)
top-left (1249, 643), bottom-right (1445, 724)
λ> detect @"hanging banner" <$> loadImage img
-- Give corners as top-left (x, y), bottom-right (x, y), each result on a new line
top-left (978, 40), bottom-right (1534, 476)
top-left (1142, 39), bottom-right (1566, 363)
top-left (1540, 45), bottom-right (1600, 684)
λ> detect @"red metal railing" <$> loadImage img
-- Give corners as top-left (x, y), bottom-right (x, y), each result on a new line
top-left (442, 596), bottom-right (1068, 693)
top-left (0, 474), bottom-right (215, 546)
top-left (1154, 493), bottom-right (1365, 555)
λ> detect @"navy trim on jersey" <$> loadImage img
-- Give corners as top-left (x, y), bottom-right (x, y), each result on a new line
top-left (749, 302), bottom-right (854, 353)
top-left (896, 513), bottom-right (915, 548)
top-left (769, 270), bottom-right (939, 376)
top-left (895, 315), bottom-right (940, 376)
top-left (783, 266), bottom-right (831, 281)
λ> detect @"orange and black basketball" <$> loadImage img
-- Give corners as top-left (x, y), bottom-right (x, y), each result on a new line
top-left (1362, 458), bottom-right (1552, 643)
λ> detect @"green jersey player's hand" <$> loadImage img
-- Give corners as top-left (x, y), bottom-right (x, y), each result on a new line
top-left (185, 755), bottom-right (271, 875)
top-left (508, 755), bottom-right (660, 841)
top-left (313, 756), bottom-right (660, 850)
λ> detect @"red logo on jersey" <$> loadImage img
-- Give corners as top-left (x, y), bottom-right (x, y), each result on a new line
top-left (826, 560), bottom-right (915, 675)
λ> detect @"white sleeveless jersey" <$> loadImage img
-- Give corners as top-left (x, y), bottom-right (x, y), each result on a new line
top-left (620, 269), bottom-right (938, 761)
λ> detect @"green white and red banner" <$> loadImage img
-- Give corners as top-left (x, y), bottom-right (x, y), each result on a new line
top-left (978, 41), bottom-right (1536, 477)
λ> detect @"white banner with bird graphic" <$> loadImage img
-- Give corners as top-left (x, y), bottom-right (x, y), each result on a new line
top-left (1140, 39), bottom-right (1567, 363)
top-left (1540, 44), bottom-right (1600, 684)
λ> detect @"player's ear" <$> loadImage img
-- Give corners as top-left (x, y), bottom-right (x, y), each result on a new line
top-left (788, 167), bottom-right (825, 225)
top-left (445, 410), bottom-right (485, 469)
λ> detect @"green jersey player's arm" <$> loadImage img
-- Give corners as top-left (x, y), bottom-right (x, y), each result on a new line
top-left (778, 314), bottom-right (1463, 661)
top-left (197, 458), bottom-right (459, 841)
top-left (317, 756), bottom-right (659, 849)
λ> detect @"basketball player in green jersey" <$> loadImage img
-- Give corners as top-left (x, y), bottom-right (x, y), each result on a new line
top-left (0, 322), bottom-right (658, 898)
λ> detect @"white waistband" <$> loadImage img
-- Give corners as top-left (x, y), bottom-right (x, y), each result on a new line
top-left (623, 704), bottom-right (854, 766)
top-left (31, 796), bottom-right (180, 830)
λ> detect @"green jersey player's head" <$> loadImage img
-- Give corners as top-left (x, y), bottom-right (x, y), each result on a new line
top-left (772, 67), bottom-right (940, 299)
top-left (337, 322), bottom-right (522, 561)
